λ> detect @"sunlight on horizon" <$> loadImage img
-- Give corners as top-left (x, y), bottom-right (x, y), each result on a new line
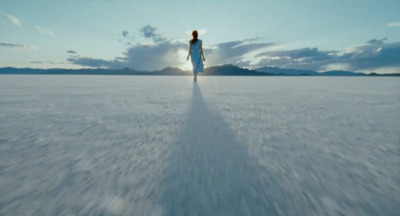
top-left (177, 49), bottom-right (192, 71)
top-left (181, 61), bottom-right (192, 71)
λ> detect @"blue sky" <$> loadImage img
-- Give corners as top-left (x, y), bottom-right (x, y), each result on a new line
top-left (1, 0), bottom-right (399, 73)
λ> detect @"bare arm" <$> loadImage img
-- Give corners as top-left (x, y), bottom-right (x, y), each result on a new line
top-left (186, 44), bottom-right (191, 61)
top-left (200, 43), bottom-right (205, 62)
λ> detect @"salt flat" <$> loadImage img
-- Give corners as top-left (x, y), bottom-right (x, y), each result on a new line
top-left (0, 75), bottom-right (399, 216)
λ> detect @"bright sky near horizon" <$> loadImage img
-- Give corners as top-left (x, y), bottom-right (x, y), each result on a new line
top-left (1, 0), bottom-right (399, 73)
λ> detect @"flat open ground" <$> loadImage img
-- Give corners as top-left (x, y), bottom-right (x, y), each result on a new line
top-left (0, 76), bottom-right (399, 216)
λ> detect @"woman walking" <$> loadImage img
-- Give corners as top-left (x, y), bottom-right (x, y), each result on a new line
top-left (186, 30), bottom-right (206, 81)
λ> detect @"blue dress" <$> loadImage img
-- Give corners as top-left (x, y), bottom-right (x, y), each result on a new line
top-left (190, 39), bottom-right (204, 74)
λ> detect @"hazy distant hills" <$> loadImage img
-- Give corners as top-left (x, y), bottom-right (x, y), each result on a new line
top-left (0, 65), bottom-right (398, 76)
top-left (202, 64), bottom-right (270, 76)
top-left (255, 66), bottom-right (319, 76)
top-left (255, 66), bottom-right (369, 76)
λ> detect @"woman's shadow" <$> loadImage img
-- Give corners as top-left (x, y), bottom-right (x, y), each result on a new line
top-left (157, 82), bottom-right (279, 215)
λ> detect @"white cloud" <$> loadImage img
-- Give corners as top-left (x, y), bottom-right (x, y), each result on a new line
top-left (1, 12), bottom-right (21, 26)
top-left (388, 22), bottom-right (400, 27)
top-left (36, 26), bottom-right (55, 36)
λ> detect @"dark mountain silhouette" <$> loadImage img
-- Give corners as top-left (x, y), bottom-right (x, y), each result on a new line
top-left (317, 70), bottom-right (366, 76)
top-left (255, 66), bottom-right (319, 76)
top-left (152, 67), bottom-right (191, 75)
top-left (0, 65), bottom-right (398, 76)
top-left (255, 66), bottom-right (369, 76)
top-left (0, 65), bottom-right (269, 76)
top-left (202, 64), bottom-right (272, 76)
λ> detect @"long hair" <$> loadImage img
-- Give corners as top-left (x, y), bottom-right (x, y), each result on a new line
top-left (190, 30), bottom-right (198, 44)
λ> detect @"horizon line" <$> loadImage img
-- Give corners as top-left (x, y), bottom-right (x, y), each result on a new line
top-left (0, 64), bottom-right (390, 75)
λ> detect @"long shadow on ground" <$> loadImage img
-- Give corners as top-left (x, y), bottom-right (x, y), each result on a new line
top-left (157, 82), bottom-right (279, 215)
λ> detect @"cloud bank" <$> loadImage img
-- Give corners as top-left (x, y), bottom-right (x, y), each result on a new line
top-left (67, 25), bottom-right (274, 71)
top-left (255, 38), bottom-right (400, 72)
top-left (367, 38), bottom-right (387, 45)
top-left (205, 39), bottom-right (274, 67)
top-left (67, 25), bottom-right (400, 73)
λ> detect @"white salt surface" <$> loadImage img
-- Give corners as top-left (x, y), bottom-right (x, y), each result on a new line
top-left (0, 75), bottom-right (399, 216)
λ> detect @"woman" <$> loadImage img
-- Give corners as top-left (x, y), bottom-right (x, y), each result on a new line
top-left (186, 30), bottom-right (206, 82)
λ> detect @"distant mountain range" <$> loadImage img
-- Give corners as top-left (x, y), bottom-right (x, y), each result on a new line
top-left (254, 66), bottom-right (390, 76)
top-left (0, 65), bottom-right (398, 76)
